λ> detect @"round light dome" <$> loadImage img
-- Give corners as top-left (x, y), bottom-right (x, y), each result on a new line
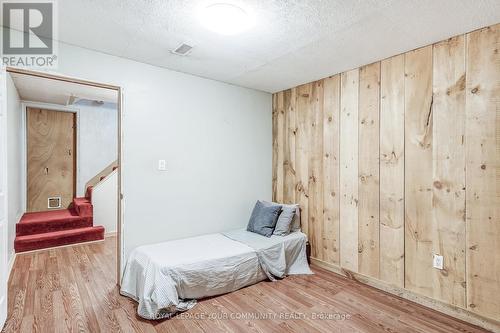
top-left (200, 3), bottom-right (254, 35)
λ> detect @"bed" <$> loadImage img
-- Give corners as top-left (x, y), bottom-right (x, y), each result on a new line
top-left (120, 228), bottom-right (312, 319)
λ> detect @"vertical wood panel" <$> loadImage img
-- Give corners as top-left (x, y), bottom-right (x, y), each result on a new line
top-left (358, 62), bottom-right (381, 278)
top-left (432, 35), bottom-right (466, 307)
top-left (283, 89), bottom-right (297, 204)
top-left (379, 55), bottom-right (405, 287)
top-left (465, 24), bottom-right (500, 319)
top-left (276, 92), bottom-right (285, 203)
top-left (340, 69), bottom-right (359, 272)
top-left (271, 23), bottom-right (499, 322)
top-left (308, 81), bottom-right (324, 259)
top-left (296, 84), bottom-right (312, 236)
top-left (404, 46), bottom-right (434, 296)
top-left (322, 75), bottom-right (341, 264)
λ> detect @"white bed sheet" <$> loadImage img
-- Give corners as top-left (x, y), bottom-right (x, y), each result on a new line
top-left (120, 230), bottom-right (311, 319)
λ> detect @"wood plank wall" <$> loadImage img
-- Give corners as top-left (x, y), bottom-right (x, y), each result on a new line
top-left (272, 23), bottom-right (500, 322)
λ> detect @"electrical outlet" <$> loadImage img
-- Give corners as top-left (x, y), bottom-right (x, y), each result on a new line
top-left (433, 254), bottom-right (444, 270)
top-left (158, 159), bottom-right (166, 171)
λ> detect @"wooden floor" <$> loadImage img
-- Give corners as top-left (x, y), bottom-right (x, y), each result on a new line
top-left (3, 236), bottom-right (490, 333)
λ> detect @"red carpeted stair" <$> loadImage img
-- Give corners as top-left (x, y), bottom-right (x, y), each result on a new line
top-left (15, 190), bottom-right (105, 253)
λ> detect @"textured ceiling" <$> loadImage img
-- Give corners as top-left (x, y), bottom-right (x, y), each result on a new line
top-left (58, 0), bottom-right (500, 93)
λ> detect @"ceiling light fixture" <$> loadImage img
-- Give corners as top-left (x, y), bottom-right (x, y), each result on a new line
top-left (199, 3), bottom-right (254, 35)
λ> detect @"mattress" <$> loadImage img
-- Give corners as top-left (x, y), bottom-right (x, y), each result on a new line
top-left (120, 229), bottom-right (312, 319)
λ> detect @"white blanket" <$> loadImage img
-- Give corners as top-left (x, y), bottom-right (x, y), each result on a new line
top-left (120, 230), bottom-right (312, 319)
top-left (222, 229), bottom-right (312, 280)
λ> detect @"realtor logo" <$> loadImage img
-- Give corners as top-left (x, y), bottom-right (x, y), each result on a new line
top-left (1, 0), bottom-right (58, 68)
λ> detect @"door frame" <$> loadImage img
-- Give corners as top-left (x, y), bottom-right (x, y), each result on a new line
top-left (21, 103), bottom-right (81, 212)
top-left (6, 67), bottom-right (124, 285)
top-left (0, 61), bottom-right (9, 330)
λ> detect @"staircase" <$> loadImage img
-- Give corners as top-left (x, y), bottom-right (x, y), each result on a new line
top-left (14, 189), bottom-right (105, 253)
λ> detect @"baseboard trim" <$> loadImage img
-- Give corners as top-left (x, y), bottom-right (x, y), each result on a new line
top-left (105, 231), bottom-right (117, 238)
top-left (7, 252), bottom-right (16, 282)
top-left (310, 257), bottom-right (500, 333)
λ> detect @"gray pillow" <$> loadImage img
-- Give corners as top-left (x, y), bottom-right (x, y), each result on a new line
top-left (290, 206), bottom-right (301, 231)
top-left (261, 201), bottom-right (299, 236)
top-left (247, 201), bottom-right (282, 237)
top-left (272, 203), bottom-right (299, 236)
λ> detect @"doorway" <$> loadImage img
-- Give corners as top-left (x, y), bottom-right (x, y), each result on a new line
top-left (26, 108), bottom-right (77, 212)
top-left (6, 67), bottom-right (123, 284)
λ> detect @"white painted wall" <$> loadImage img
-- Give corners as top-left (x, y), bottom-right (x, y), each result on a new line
top-left (92, 170), bottom-right (117, 234)
top-left (34, 38), bottom-right (272, 268)
top-left (5, 74), bottom-right (22, 264)
top-left (75, 100), bottom-right (117, 197)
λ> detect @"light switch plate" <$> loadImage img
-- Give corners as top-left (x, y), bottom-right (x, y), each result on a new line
top-left (158, 159), bottom-right (166, 171)
top-left (433, 254), bottom-right (444, 270)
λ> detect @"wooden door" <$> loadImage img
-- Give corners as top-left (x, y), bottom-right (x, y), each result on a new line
top-left (27, 108), bottom-right (76, 212)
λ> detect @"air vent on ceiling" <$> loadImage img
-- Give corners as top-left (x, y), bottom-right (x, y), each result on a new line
top-left (171, 43), bottom-right (193, 56)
